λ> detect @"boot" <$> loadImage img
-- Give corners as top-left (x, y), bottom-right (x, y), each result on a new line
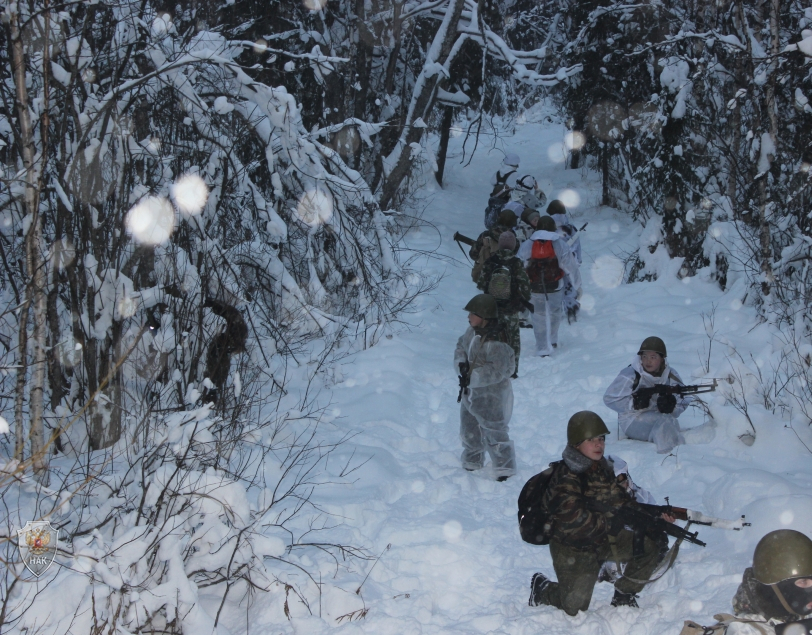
top-left (528, 572), bottom-right (552, 606)
top-left (611, 589), bottom-right (639, 608)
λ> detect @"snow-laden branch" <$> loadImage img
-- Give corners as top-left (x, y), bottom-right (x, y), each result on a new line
top-left (233, 40), bottom-right (349, 64)
top-left (417, 0), bottom-right (582, 86)
top-left (308, 118), bottom-right (385, 146)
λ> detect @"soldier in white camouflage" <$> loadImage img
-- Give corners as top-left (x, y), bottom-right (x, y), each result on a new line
top-left (454, 294), bottom-right (516, 481)
top-left (476, 232), bottom-right (531, 378)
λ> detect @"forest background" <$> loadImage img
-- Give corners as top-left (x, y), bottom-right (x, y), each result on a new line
top-left (0, 0), bottom-right (811, 632)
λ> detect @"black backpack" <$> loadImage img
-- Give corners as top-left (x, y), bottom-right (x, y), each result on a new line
top-left (517, 461), bottom-right (563, 545)
top-left (484, 192), bottom-right (510, 229)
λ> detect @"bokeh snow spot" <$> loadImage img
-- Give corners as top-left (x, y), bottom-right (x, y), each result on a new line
top-left (81, 68), bottom-right (96, 83)
top-left (411, 480), bottom-right (425, 494)
top-left (0, 416), bottom-right (9, 434)
top-left (581, 324), bottom-right (598, 341)
top-left (564, 131), bottom-right (586, 151)
top-left (118, 296), bottom-right (137, 319)
top-left (443, 520), bottom-right (462, 542)
top-left (610, 223), bottom-right (619, 233)
top-left (170, 174), bottom-right (209, 216)
top-left (731, 299), bottom-right (742, 310)
top-left (558, 189), bottom-right (581, 208)
top-left (780, 510), bottom-right (794, 525)
top-left (49, 238), bottom-right (75, 270)
top-left (546, 142), bottom-right (567, 163)
top-left (296, 189), bottom-right (334, 227)
top-left (690, 600), bottom-right (703, 612)
top-left (591, 255), bottom-right (624, 288)
top-left (302, 0), bottom-right (328, 10)
top-left (253, 38), bottom-right (267, 54)
top-left (151, 13), bottom-right (173, 37)
top-left (126, 196), bottom-right (175, 245)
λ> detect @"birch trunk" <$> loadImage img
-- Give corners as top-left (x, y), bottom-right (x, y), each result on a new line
top-left (757, 0), bottom-right (779, 296)
top-left (10, 4), bottom-right (49, 480)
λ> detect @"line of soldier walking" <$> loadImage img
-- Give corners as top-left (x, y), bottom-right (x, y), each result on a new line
top-left (452, 155), bottom-right (812, 631)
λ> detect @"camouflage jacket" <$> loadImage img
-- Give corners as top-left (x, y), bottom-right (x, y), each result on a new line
top-left (469, 225), bottom-right (517, 261)
top-left (541, 446), bottom-right (635, 551)
top-left (476, 249), bottom-right (531, 313)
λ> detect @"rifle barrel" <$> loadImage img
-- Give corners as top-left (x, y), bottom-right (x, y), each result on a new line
top-left (453, 232), bottom-right (476, 247)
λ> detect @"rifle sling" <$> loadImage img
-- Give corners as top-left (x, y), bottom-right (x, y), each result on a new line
top-left (608, 520), bottom-right (691, 587)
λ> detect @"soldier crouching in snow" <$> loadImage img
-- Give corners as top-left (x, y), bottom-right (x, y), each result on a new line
top-left (454, 294), bottom-right (516, 482)
top-left (528, 411), bottom-right (669, 614)
top-left (603, 336), bottom-right (692, 454)
top-left (680, 530), bottom-right (812, 635)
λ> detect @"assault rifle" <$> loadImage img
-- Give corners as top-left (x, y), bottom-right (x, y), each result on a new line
top-left (633, 379), bottom-right (718, 410)
top-left (588, 500), bottom-right (707, 556)
top-left (453, 232), bottom-right (476, 247)
top-left (457, 362), bottom-right (470, 403)
top-left (567, 222), bottom-right (588, 247)
top-left (637, 502), bottom-right (750, 531)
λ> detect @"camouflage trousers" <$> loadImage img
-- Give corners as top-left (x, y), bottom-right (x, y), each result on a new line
top-left (535, 530), bottom-right (666, 616)
top-left (498, 310), bottom-right (521, 374)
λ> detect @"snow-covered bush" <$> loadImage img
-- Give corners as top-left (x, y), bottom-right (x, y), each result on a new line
top-left (0, 402), bottom-right (367, 633)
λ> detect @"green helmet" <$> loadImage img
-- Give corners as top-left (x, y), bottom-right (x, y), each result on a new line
top-left (638, 336), bottom-right (667, 357)
top-left (753, 530), bottom-right (812, 585)
top-left (537, 215), bottom-right (557, 232)
top-left (498, 208), bottom-right (518, 227)
top-left (567, 411), bottom-right (610, 446)
top-left (547, 199), bottom-right (566, 216)
top-left (464, 294), bottom-right (498, 320)
top-left (521, 207), bottom-right (540, 225)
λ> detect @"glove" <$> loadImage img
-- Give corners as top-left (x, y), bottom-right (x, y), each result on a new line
top-left (657, 393), bottom-right (677, 414)
top-left (632, 390), bottom-right (650, 410)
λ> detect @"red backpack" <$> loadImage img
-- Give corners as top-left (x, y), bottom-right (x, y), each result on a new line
top-left (526, 240), bottom-right (563, 292)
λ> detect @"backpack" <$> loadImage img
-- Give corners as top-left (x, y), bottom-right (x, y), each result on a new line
top-left (517, 461), bottom-right (563, 545)
top-left (526, 240), bottom-right (563, 292)
top-left (487, 263), bottom-right (513, 301)
top-left (484, 192), bottom-right (510, 229)
top-left (471, 236), bottom-right (497, 282)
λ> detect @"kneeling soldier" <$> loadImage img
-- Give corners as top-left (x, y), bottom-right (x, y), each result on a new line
top-left (528, 411), bottom-right (668, 614)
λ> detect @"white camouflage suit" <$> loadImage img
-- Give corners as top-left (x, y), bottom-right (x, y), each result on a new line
top-left (516, 229), bottom-right (582, 356)
top-left (603, 356), bottom-right (692, 453)
top-left (454, 326), bottom-right (516, 477)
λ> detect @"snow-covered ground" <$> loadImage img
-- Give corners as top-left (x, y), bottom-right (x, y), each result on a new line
top-left (235, 106), bottom-right (812, 634)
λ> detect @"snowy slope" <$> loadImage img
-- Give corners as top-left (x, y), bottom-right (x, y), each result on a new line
top-left (237, 106), bottom-right (812, 634)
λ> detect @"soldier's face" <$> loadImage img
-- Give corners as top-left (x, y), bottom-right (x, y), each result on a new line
top-left (640, 351), bottom-right (664, 374)
top-left (796, 577), bottom-right (812, 611)
top-left (468, 313), bottom-right (485, 328)
top-left (577, 436), bottom-right (605, 461)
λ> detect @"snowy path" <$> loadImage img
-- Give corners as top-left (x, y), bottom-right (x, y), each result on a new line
top-left (244, 108), bottom-right (812, 634)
